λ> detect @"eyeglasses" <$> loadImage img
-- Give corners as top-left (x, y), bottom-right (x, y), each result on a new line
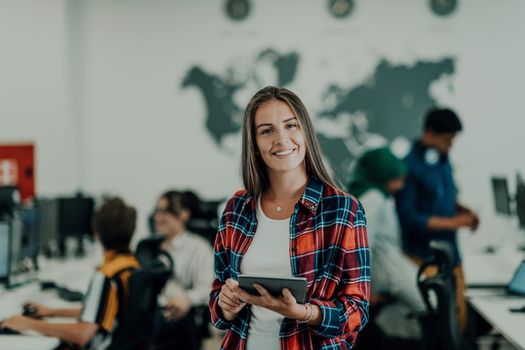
top-left (154, 208), bottom-right (171, 215)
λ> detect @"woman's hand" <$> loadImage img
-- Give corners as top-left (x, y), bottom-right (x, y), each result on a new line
top-left (218, 278), bottom-right (247, 321)
top-left (236, 284), bottom-right (306, 320)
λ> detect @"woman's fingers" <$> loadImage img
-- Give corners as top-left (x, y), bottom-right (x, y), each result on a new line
top-left (219, 279), bottom-right (248, 315)
top-left (282, 288), bottom-right (296, 304)
top-left (221, 291), bottom-right (242, 307)
top-left (225, 278), bottom-right (239, 289)
top-left (252, 284), bottom-right (269, 297)
top-left (219, 297), bottom-right (238, 310)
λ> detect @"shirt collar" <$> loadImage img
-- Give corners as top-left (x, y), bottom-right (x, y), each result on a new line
top-left (170, 231), bottom-right (188, 250)
top-left (241, 176), bottom-right (324, 216)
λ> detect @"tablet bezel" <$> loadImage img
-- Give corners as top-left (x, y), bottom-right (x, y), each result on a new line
top-left (238, 274), bottom-right (308, 304)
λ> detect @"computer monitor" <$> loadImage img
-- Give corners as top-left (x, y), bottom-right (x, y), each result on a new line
top-left (516, 182), bottom-right (525, 228)
top-left (491, 177), bottom-right (512, 215)
top-left (0, 186), bottom-right (21, 219)
top-left (0, 222), bottom-right (9, 280)
top-left (187, 199), bottom-right (222, 246)
top-left (57, 196), bottom-right (94, 256)
top-left (19, 206), bottom-right (39, 269)
top-left (0, 217), bottom-right (35, 287)
top-left (35, 198), bottom-right (59, 257)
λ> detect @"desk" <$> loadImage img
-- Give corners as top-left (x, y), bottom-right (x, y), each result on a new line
top-left (459, 219), bottom-right (525, 286)
top-left (0, 335), bottom-right (60, 350)
top-left (0, 253), bottom-right (101, 350)
top-left (468, 293), bottom-right (525, 350)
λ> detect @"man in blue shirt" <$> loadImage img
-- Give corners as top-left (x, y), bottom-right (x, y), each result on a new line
top-left (396, 108), bottom-right (479, 332)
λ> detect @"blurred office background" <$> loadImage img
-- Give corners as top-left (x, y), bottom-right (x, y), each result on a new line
top-left (1, 0), bottom-right (524, 234)
top-left (1, 1), bottom-right (524, 349)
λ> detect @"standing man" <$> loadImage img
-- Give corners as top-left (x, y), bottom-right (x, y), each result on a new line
top-left (396, 108), bottom-right (479, 332)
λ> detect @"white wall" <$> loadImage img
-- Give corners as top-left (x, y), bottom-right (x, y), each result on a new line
top-left (2, 0), bottom-right (525, 237)
top-left (0, 0), bottom-right (79, 196)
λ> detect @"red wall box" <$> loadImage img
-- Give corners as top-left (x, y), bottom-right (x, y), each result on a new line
top-left (0, 144), bottom-right (35, 202)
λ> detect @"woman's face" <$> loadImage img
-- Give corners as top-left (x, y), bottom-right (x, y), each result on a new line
top-left (154, 198), bottom-right (185, 237)
top-left (254, 100), bottom-right (307, 175)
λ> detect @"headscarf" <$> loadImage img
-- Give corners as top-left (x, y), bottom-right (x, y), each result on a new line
top-left (348, 147), bottom-right (406, 198)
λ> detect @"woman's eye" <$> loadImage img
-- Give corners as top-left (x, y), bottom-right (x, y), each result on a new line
top-left (286, 123), bottom-right (298, 129)
top-left (261, 129), bottom-right (272, 135)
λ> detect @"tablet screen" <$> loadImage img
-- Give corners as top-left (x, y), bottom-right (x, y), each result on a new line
top-left (238, 275), bottom-right (307, 304)
top-left (508, 260), bottom-right (525, 296)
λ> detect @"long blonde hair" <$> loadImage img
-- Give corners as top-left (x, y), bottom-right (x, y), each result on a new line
top-left (241, 86), bottom-right (337, 195)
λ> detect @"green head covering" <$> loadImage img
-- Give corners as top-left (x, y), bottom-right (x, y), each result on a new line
top-left (348, 147), bottom-right (406, 198)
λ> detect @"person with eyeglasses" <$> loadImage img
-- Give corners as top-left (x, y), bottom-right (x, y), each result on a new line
top-left (152, 190), bottom-right (214, 350)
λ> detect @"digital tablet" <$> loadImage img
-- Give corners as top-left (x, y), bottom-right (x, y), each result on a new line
top-left (507, 260), bottom-right (525, 296)
top-left (238, 274), bottom-right (308, 304)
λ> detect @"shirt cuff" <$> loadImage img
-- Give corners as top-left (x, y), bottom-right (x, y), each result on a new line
top-left (210, 293), bottom-right (233, 330)
top-left (307, 299), bottom-right (342, 339)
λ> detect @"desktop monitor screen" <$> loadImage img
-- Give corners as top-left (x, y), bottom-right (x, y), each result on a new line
top-left (19, 207), bottom-right (38, 262)
top-left (516, 183), bottom-right (525, 228)
top-left (508, 260), bottom-right (525, 296)
top-left (0, 222), bottom-right (9, 279)
top-left (0, 218), bottom-right (23, 281)
top-left (36, 199), bottom-right (59, 254)
top-left (57, 197), bottom-right (94, 237)
top-left (491, 177), bottom-right (511, 215)
top-left (0, 217), bottom-right (37, 286)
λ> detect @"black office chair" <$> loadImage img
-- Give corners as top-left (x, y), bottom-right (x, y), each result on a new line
top-left (417, 241), bottom-right (471, 350)
top-left (108, 268), bottom-right (172, 350)
top-left (106, 241), bottom-right (173, 350)
top-left (135, 236), bottom-right (173, 270)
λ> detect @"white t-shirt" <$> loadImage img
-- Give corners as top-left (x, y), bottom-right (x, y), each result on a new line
top-left (160, 231), bottom-right (214, 306)
top-left (240, 198), bottom-right (292, 350)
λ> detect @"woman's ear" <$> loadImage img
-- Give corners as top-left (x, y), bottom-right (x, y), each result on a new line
top-left (179, 209), bottom-right (191, 224)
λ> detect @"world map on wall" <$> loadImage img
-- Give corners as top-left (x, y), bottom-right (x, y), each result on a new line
top-left (182, 49), bottom-right (455, 185)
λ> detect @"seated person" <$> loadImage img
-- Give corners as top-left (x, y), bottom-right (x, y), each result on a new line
top-left (348, 147), bottom-right (426, 340)
top-left (152, 190), bottom-right (214, 350)
top-left (1, 197), bottom-right (140, 350)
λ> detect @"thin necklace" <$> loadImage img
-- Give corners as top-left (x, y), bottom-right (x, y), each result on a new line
top-left (267, 186), bottom-right (305, 212)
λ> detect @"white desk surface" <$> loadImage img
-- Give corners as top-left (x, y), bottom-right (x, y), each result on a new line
top-left (0, 335), bottom-right (60, 350)
top-left (0, 253), bottom-right (101, 350)
top-left (459, 219), bottom-right (525, 286)
top-left (468, 294), bottom-right (525, 350)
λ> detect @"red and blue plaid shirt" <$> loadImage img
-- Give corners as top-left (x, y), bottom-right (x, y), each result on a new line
top-left (209, 177), bottom-right (370, 350)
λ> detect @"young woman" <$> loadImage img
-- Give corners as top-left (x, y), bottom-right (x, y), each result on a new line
top-left (209, 86), bottom-right (370, 350)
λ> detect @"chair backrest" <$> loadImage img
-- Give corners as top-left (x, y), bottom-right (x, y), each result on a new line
top-left (107, 242), bottom-right (172, 350)
top-left (135, 236), bottom-right (174, 271)
top-left (107, 267), bottom-right (171, 350)
top-left (417, 240), bottom-right (469, 350)
top-left (418, 275), bottom-right (464, 350)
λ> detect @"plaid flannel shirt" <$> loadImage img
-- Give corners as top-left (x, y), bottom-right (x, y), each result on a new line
top-left (209, 177), bottom-right (370, 350)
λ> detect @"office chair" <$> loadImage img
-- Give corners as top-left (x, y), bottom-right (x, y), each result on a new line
top-left (417, 241), bottom-right (471, 350)
top-left (135, 236), bottom-right (173, 270)
top-left (136, 236), bottom-right (212, 349)
top-left (106, 241), bottom-right (172, 350)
